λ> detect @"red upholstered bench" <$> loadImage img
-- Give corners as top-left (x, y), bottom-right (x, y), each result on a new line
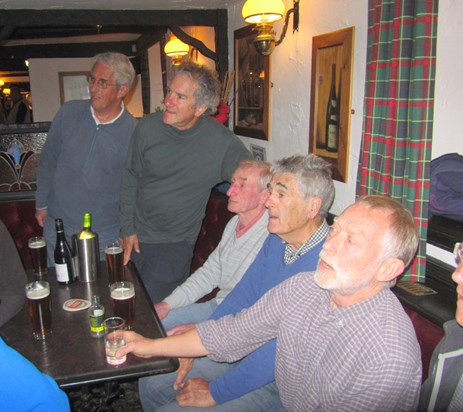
top-left (0, 196), bottom-right (42, 270)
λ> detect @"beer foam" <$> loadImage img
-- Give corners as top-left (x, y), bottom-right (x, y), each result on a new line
top-left (29, 239), bottom-right (46, 248)
top-left (106, 246), bottom-right (123, 254)
top-left (27, 287), bottom-right (50, 299)
top-left (111, 287), bottom-right (135, 300)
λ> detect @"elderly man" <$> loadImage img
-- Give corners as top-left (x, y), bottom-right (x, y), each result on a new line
top-left (120, 62), bottom-right (251, 303)
top-left (36, 52), bottom-right (137, 260)
top-left (418, 244), bottom-right (463, 411)
top-left (155, 160), bottom-right (271, 331)
top-left (119, 195), bottom-right (422, 411)
top-left (138, 154), bottom-right (334, 411)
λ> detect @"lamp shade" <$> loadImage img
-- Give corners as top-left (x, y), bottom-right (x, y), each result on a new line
top-left (242, 0), bottom-right (285, 24)
top-left (164, 35), bottom-right (189, 58)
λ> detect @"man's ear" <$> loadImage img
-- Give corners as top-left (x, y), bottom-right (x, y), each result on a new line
top-left (307, 197), bottom-right (322, 219)
top-left (117, 85), bottom-right (130, 100)
top-left (259, 188), bottom-right (270, 205)
top-left (377, 257), bottom-right (405, 283)
top-left (194, 104), bottom-right (208, 118)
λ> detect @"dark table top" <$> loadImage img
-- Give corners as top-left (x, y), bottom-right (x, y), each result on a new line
top-left (0, 261), bottom-right (178, 388)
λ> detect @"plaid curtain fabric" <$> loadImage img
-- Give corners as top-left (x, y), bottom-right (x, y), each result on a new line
top-left (356, 0), bottom-right (438, 281)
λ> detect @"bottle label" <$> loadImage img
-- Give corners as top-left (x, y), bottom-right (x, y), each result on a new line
top-left (327, 125), bottom-right (339, 150)
top-left (90, 313), bottom-right (105, 333)
top-left (55, 263), bottom-right (70, 282)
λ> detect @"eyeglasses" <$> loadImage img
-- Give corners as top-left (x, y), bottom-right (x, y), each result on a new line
top-left (87, 75), bottom-right (117, 90)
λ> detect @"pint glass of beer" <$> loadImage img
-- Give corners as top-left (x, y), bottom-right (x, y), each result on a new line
top-left (28, 236), bottom-right (47, 278)
top-left (105, 240), bottom-right (124, 284)
top-left (26, 281), bottom-right (52, 340)
top-left (110, 281), bottom-right (135, 329)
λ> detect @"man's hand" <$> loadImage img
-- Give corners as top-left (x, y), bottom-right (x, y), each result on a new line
top-left (173, 357), bottom-right (195, 390)
top-left (154, 301), bottom-right (171, 320)
top-left (35, 209), bottom-right (47, 228)
top-left (123, 234), bottom-right (140, 265)
top-left (167, 323), bottom-right (196, 336)
top-left (115, 331), bottom-right (157, 359)
top-left (176, 378), bottom-right (216, 408)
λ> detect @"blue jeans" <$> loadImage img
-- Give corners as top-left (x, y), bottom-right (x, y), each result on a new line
top-left (162, 300), bottom-right (218, 332)
top-left (138, 357), bottom-right (284, 412)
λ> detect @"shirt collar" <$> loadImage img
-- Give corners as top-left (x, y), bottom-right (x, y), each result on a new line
top-left (91, 102), bottom-right (125, 125)
top-left (283, 219), bottom-right (330, 265)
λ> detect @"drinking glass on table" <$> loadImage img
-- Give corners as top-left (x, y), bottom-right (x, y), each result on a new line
top-left (104, 317), bottom-right (126, 366)
top-left (28, 236), bottom-right (47, 278)
top-left (26, 281), bottom-right (52, 340)
top-left (110, 281), bottom-right (135, 329)
top-left (105, 240), bottom-right (124, 284)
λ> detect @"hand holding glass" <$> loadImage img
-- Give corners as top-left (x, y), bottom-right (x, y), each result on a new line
top-left (104, 317), bottom-right (126, 366)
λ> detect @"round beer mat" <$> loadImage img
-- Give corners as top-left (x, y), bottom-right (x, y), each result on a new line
top-left (63, 299), bottom-right (91, 312)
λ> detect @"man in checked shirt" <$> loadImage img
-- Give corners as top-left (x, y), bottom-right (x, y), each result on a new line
top-left (119, 195), bottom-right (422, 411)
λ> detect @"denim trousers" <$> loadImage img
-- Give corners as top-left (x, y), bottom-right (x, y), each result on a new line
top-left (138, 356), bottom-right (284, 412)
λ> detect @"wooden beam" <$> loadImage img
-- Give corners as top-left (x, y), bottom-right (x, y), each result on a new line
top-left (0, 9), bottom-right (224, 27)
top-left (169, 26), bottom-right (217, 62)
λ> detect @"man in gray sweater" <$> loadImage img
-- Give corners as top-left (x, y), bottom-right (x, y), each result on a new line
top-left (120, 63), bottom-right (251, 303)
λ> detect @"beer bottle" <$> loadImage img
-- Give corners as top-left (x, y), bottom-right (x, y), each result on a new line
top-left (78, 212), bottom-right (96, 240)
top-left (89, 295), bottom-right (105, 338)
top-left (54, 219), bottom-right (75, 285)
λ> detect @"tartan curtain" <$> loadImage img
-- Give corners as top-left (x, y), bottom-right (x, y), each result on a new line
top-left (356, 0), bottom-right (438, 281)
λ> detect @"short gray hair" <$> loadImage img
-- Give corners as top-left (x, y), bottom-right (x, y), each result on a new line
top-left (91, 52), bottom-right (136, 89)
top-left (356, 195), bottom-right (419, 268)
top-left (174, 62), bottom-right (221, 115)
top-left (272, 154), bottom-right (335, 218)
top-left (237, 160), bottom-right (272, 191)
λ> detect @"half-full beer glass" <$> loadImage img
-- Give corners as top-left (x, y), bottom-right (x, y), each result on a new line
top-left (28, 236), bottom-right (47, 278)
top-left (110, 281), bottom-right (135, 329)
top-left (26, 281), bottom-right (52, 340)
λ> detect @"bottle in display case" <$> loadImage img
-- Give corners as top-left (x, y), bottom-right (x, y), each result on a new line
top-left (326, 63), bottom-right (340, 153)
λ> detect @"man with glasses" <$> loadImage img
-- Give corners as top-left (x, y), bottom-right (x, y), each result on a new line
top-left (36, 52), bottom-right (137, 260)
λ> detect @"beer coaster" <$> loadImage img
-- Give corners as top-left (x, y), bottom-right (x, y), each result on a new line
top-left (63, 299), bottom-right (91, 312)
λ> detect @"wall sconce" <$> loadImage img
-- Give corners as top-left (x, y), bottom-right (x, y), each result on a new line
top-left (242, 0), bottom-right (300, 55)
top-left (164, 34), bottom-right (190, 66)
top-left (3, 88), bottom-right (10, 96)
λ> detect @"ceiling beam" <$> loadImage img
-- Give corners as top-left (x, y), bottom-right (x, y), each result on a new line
top-left (0, 9), bottom-right (224, 27)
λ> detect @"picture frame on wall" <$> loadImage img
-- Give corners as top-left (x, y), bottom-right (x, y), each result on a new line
top-left (308, 27), bottom-right (354, 183)
top-left (233, 25), bottom-right (270, 141)
top-left (250, 144), bottom-right (267, 161)
top-left (58, 71), bottom-right (90, 105)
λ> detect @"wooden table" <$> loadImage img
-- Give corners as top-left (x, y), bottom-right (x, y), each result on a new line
top-left (0, 262), bottom-right (178, 388)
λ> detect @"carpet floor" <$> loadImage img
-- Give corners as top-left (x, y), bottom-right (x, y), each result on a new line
top-left (65, 379), bottom-right (142, 412)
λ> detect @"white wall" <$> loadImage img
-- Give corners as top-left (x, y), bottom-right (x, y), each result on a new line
top-left (28, 45), bottom-right (166, 122)
top-left (229, 0), bottom-right (368, 216)
top-left (229, 0), bottom-right (461, 264)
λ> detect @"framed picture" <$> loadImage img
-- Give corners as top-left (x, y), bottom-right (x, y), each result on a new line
top-left (58, 71), bottom-right (90, 105)
top-left (233, 25), bottom-right (270, 141)
top-left (308, 27), bottom-right (354, 182)
top-left (250, 144), bottom-right (267, 161)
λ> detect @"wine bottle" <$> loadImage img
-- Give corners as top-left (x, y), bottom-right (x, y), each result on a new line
top-left (89, 295), bottom-right (105, 338)
top-left (54, 219), bottom-right (75, 285)
top-left (78, 212), bottom-right (96, 240)
top-left (326, 63), bottom-right (340, 153)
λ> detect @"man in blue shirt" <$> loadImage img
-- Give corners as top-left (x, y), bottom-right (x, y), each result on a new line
top-left (138, 154), bottom-right (335, 411)
top-left (0, 337), bottom-right (69, 411)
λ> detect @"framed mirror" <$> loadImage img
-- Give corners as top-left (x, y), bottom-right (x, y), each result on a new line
top-left (309, 27), bottom-right (354, 182)
top-left (233, 25), bottom-right (270, 141)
